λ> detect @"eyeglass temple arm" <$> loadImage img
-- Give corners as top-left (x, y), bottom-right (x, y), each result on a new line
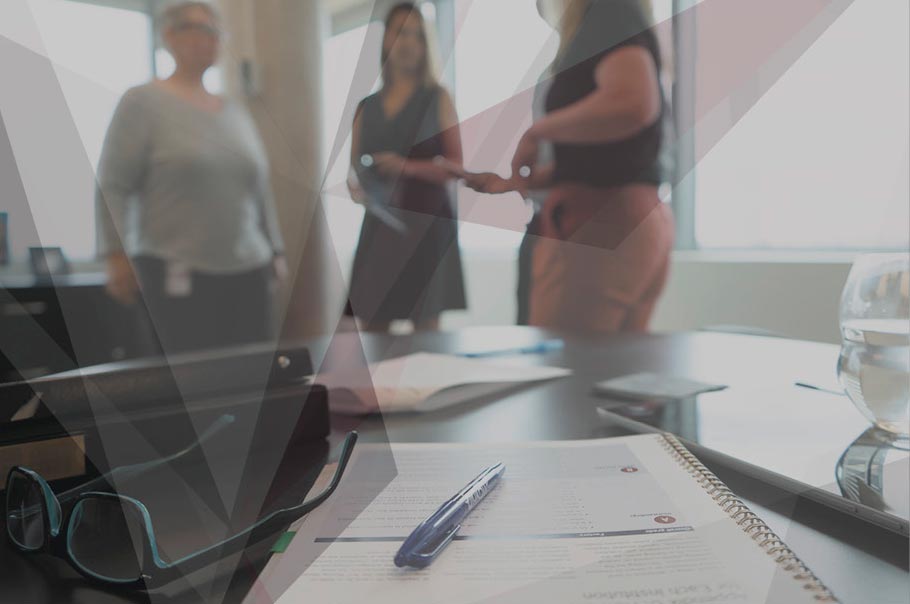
top-left (56, 414), bottom-right (236, 503)
top-left (152, 431), bottom-right (358, 581)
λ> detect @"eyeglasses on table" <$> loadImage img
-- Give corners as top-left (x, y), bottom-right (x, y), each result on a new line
top-left (5, 413), bottom-right (357, 590)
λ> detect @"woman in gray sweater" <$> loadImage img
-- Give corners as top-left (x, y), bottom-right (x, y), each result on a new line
top-left (96, 1), bottom-right (285, 353)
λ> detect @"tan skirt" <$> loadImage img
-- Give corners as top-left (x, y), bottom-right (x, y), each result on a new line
top-left (529, 183), bottom-right (674, 333)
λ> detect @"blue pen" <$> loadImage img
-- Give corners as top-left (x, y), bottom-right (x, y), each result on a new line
top-left (394, 463), bottom-right (505, 569)
top-left (462, 339), bottom-right (564, 358)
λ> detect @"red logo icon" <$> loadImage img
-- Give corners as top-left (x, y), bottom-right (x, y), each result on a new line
top-left (654, 515), bottom-right (676, 524)
top-left (620, 466), bottom-right (639, 473)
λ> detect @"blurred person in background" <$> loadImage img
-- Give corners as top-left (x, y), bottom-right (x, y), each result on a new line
top-left (345, 2), bottom-right (466, 332)
top-left (463, 0), bottom-right (673, 333)
top-left (96, 0), bottom-right (286, 354)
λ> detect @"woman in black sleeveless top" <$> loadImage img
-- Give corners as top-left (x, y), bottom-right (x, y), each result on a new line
top-left (465, 0), bottom-right (674, 332)
top-left (345, 3), bottom-right (466, 332)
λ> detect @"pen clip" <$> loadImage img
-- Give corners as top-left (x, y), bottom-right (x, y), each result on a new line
top-left (410, 523), bottom-right (461, 568)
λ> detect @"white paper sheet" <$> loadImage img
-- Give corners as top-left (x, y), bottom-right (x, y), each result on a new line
top-left (245, 436), bottom-right (830, 604)
top-left (316, 352), bottom-right (571, 414)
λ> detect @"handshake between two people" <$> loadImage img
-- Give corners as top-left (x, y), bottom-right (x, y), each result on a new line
top-left (349, 130), bottom-right (552, 200)
top-left (436, 130), bottom-right (552, 198)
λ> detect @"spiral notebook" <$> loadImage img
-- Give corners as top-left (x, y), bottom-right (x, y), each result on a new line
top-left (245, 434), bottom-right (836, 604)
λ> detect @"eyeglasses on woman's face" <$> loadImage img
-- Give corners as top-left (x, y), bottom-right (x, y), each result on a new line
top-left (173, 21), bottom-right (222, 38)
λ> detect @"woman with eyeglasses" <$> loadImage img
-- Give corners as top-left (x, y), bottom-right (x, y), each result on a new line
top-left (96, 1), bottom-right (286, 354)
top-left (344, 2), bottom-right (467, 333)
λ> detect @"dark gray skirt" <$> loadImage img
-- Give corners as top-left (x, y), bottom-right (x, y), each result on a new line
top-left (346, 205), bottom-right (466, 324)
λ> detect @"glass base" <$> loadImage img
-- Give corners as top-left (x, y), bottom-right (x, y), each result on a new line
top-left (870, 427), bottom-right (910, 450)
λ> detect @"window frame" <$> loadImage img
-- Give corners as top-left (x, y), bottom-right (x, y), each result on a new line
top-left (670, 0), bottom-right (697, 251)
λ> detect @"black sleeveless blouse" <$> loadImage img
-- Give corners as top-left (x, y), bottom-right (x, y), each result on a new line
top-left (347, 85), bottom-right (466, 322)
top-left (545, 0), bottom-right (664, 188)
top-left (357, 85), bottom-right (453, 216)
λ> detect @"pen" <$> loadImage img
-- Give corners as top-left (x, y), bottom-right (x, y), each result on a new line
top-left (795, 381), bottom-right (846, 396)
top-left (394, 462), bottom-right (505, 569)
top-left (461, 339), bottom-right (565, 358)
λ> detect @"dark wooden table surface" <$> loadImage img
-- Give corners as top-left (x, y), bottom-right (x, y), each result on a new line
top-left (1, 327), bottom-right (907, 603)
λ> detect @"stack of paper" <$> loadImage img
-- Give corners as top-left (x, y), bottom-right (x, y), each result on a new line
top-left (316, 352), bottom-right (572, 415)
top-left (244, 436), bottom-right (834, 604)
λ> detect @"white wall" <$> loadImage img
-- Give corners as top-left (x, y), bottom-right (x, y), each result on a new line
top-left (436, 250), bottom-right (852, 344)
top-left (221, 0), bottom-right (343, 338)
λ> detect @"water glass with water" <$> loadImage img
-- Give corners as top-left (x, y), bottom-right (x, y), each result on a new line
top-left (837, 253), bottom-right (910, 446)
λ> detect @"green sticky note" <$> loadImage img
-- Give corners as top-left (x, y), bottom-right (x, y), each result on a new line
top-left (271, 531), bottom-right (296, 554)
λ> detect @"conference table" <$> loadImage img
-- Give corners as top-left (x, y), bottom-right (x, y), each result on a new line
top-left (1, 327), bottom-right (907, 603)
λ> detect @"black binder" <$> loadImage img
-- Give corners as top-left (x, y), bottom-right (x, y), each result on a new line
top-left (0, 344), bottom-right (329, 484)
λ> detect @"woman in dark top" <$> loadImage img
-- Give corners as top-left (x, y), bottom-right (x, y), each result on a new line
top-left (345, 3), bottom-right (466, 332)
top-left (465, 0), bottom-right (673, 332)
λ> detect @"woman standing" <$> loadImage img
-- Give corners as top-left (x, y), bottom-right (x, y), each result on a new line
top-left (96, 1), bottom-right (286, 353)
top-left (465, 0), bottom-right (673, 332)
top-left (346, 2), bottom-right (466, 332)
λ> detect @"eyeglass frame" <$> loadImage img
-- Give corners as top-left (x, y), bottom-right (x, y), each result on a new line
top-left (171, 21), bottom-right (224, 38)
top-left (5, 426), bottom-right (357, 590)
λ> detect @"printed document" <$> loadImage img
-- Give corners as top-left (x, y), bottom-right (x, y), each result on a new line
top-left (245, 435), bottom-right (828, 604)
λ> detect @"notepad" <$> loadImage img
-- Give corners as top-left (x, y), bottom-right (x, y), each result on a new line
top-left (316, 352), bottom-right (571, 415)
top-left (245, 435), bottom-right (836, 604)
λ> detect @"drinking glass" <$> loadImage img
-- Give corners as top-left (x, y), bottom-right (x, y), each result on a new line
top-left (837, 253), bottom-right (910, 447)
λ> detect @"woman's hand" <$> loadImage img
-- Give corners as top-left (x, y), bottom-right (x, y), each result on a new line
top-left (462, 172), bottom-right (520, 195)
top-left (105, 252), bottom-right (138, 305)
top-left (510, 129), bottom-right (540, 188)
top-left (272, 254), bottom-right (288, 283)
top-left (346, 172), bottom-right (367, 205)
top-left (372, 152), bottom-right (409, 178)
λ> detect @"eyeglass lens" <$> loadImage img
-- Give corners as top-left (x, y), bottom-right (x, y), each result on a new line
top-left (67, 498), bottom-right (146, 582)
top-left (6, 471), bottom-right (45, 551)
top-left (175, 22), bottom-right (220, 36)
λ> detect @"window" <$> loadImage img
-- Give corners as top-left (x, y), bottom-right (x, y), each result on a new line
top-left (2, 0), bottom-right (228, 264)
top-left (687, 0), bottom-right (909, 250)
top-left (14, 0), bottom-right (154, 261)
top-left (450, 0), bottom-right (556, 252)
top-left (321, 21), bottom-right (382, 259)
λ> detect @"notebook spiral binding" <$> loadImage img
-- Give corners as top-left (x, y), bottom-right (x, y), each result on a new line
top-left (658, 433), bottom-right (838, 603)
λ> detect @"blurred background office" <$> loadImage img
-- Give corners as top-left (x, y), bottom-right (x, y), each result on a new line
top-left (0, 0), bottom-right (907, 380)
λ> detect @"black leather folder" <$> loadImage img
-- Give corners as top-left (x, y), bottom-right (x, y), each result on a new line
top-left (0, 344), bottom-right (329, 484)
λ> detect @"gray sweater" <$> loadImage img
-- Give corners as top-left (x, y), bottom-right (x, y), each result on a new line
top-left (96, 83), bottom-right (283, 273)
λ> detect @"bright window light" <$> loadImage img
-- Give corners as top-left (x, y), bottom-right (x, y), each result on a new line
top-left (321, 23), bottom-right (380, 261)
top-left (452, 0), bottom-right (557, 252)
top-left (22, 0), bottom-right (152, 261)
top-left (694, 0), bottom-right (909, 250)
